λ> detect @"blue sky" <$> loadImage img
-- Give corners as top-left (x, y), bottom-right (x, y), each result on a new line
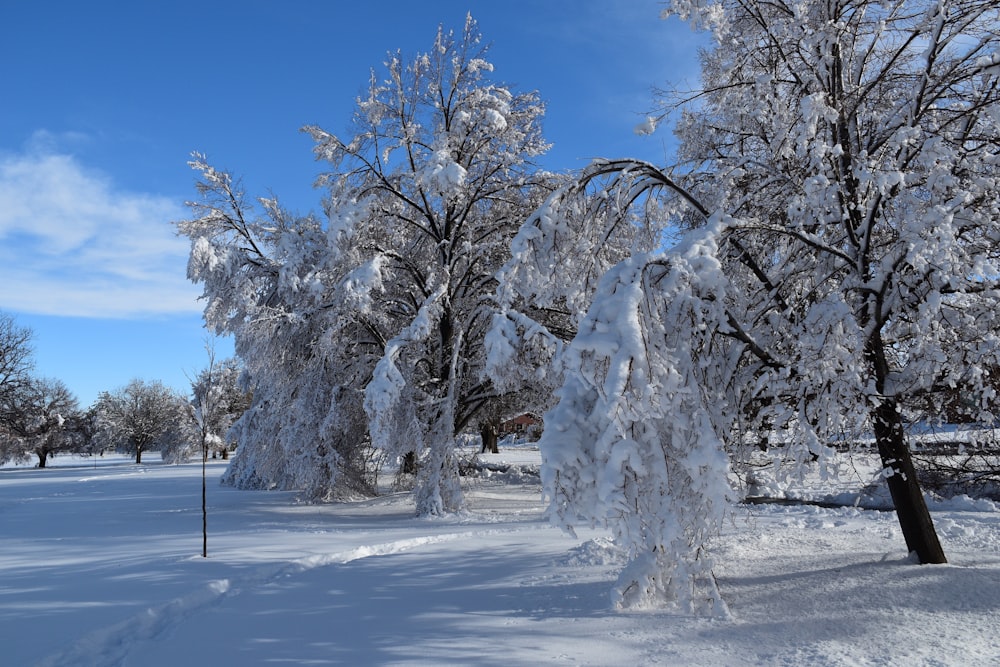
top-left (1, 1), bottom-right (704, 407)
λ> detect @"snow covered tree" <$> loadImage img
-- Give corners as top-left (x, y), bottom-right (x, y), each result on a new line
top-left (180, 15), bottom-right (553, 512)
top-left (0, 377), bottom-right (80, 468)
top-left (179, 153), bottom-right (380, 497)
top-left (309, 15), bottom-right (554, 514)
top-left (94, 379), bottom-right (190, 464)
top-left (60, 409), bottom-right (97, 458)
top-left (665, 0), bottom-right (1000, 564)
top-left (499, 0), bottom-right (999, 609)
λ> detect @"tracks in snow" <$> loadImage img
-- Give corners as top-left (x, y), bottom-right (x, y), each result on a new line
top-left (35, 524), bottom-right (541, 667)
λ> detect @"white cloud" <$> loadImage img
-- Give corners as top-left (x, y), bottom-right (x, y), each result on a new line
top-left (0, 143), bottom-right (200, 318)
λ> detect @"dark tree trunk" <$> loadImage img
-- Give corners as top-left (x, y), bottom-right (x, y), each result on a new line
top-left (135, 448), bottom-right (143, 465)
top-left (871, 398), bottom-right (947, 564)
top-left (865, 327), bottom-right (946, 564)
top-left (830, 31), bottom-right (944, 563)
top-left (36, 451), bottom-right (47, 468)
top-left (202, 438), bottom-right (208, 558)
top-left (480, 421), bottom-right (498, 454)
top-left (401, 451), bottom-right (417, 474)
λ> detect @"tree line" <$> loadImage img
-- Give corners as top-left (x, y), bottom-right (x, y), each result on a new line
top-left (0, 313), bottom-right (249, 468)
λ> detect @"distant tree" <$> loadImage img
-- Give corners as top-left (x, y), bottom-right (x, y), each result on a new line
top-left (94, 379), bottom-right (190, 464)
top-left (180, 15), bottom-right (554, 511)
top-left (0, 312), bottom-right (34, 429)
top-left (496, 0), bottom-right (999, 610)
top-left (61, 409), bottom-right (97, 457)
top-left (0, 377), bottom-right (80, 468)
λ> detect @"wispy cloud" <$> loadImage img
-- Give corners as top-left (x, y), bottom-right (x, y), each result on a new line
top-left (0, 137), bottom-right (199, 318)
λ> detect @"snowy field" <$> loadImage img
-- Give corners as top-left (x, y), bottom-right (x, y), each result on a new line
top-left (2, 453), bottom-right (999, 666)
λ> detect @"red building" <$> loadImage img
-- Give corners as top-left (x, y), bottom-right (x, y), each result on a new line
top-left (498, 413), bottom-right (541, 438)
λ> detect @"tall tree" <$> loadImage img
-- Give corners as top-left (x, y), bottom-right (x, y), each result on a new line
top-left (666, 0), bottom-right (999, 564)
top-left (180, 15), bottom-right (553, 512)
top-left (498, 0), bottom-right (999, 609)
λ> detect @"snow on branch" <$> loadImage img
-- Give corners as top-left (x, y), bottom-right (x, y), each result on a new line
top-left (364, 284), bottom-right (446, 455)
top-left (542, 220), bottom-right (734, 614)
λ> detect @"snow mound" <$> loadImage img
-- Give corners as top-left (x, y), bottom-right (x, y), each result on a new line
top-left (557, 537), bottom-right (626, 567)
top-left (930, 494), bottom-right (999, 513)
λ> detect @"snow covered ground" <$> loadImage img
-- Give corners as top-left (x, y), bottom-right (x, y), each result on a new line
top-left (2, 452), bottom-right (999, 666)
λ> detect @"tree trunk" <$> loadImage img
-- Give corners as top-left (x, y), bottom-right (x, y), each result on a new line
top-left (872, 398), bottom-right (947, 564)
top-left (135, 448), bottom-right (143, 465)
top-left (480, 421), bottom-right (498, 454)
top-left (37, 451), bottom-right (47, 468)
top-left (865, 327), bottom-right (946, 564)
